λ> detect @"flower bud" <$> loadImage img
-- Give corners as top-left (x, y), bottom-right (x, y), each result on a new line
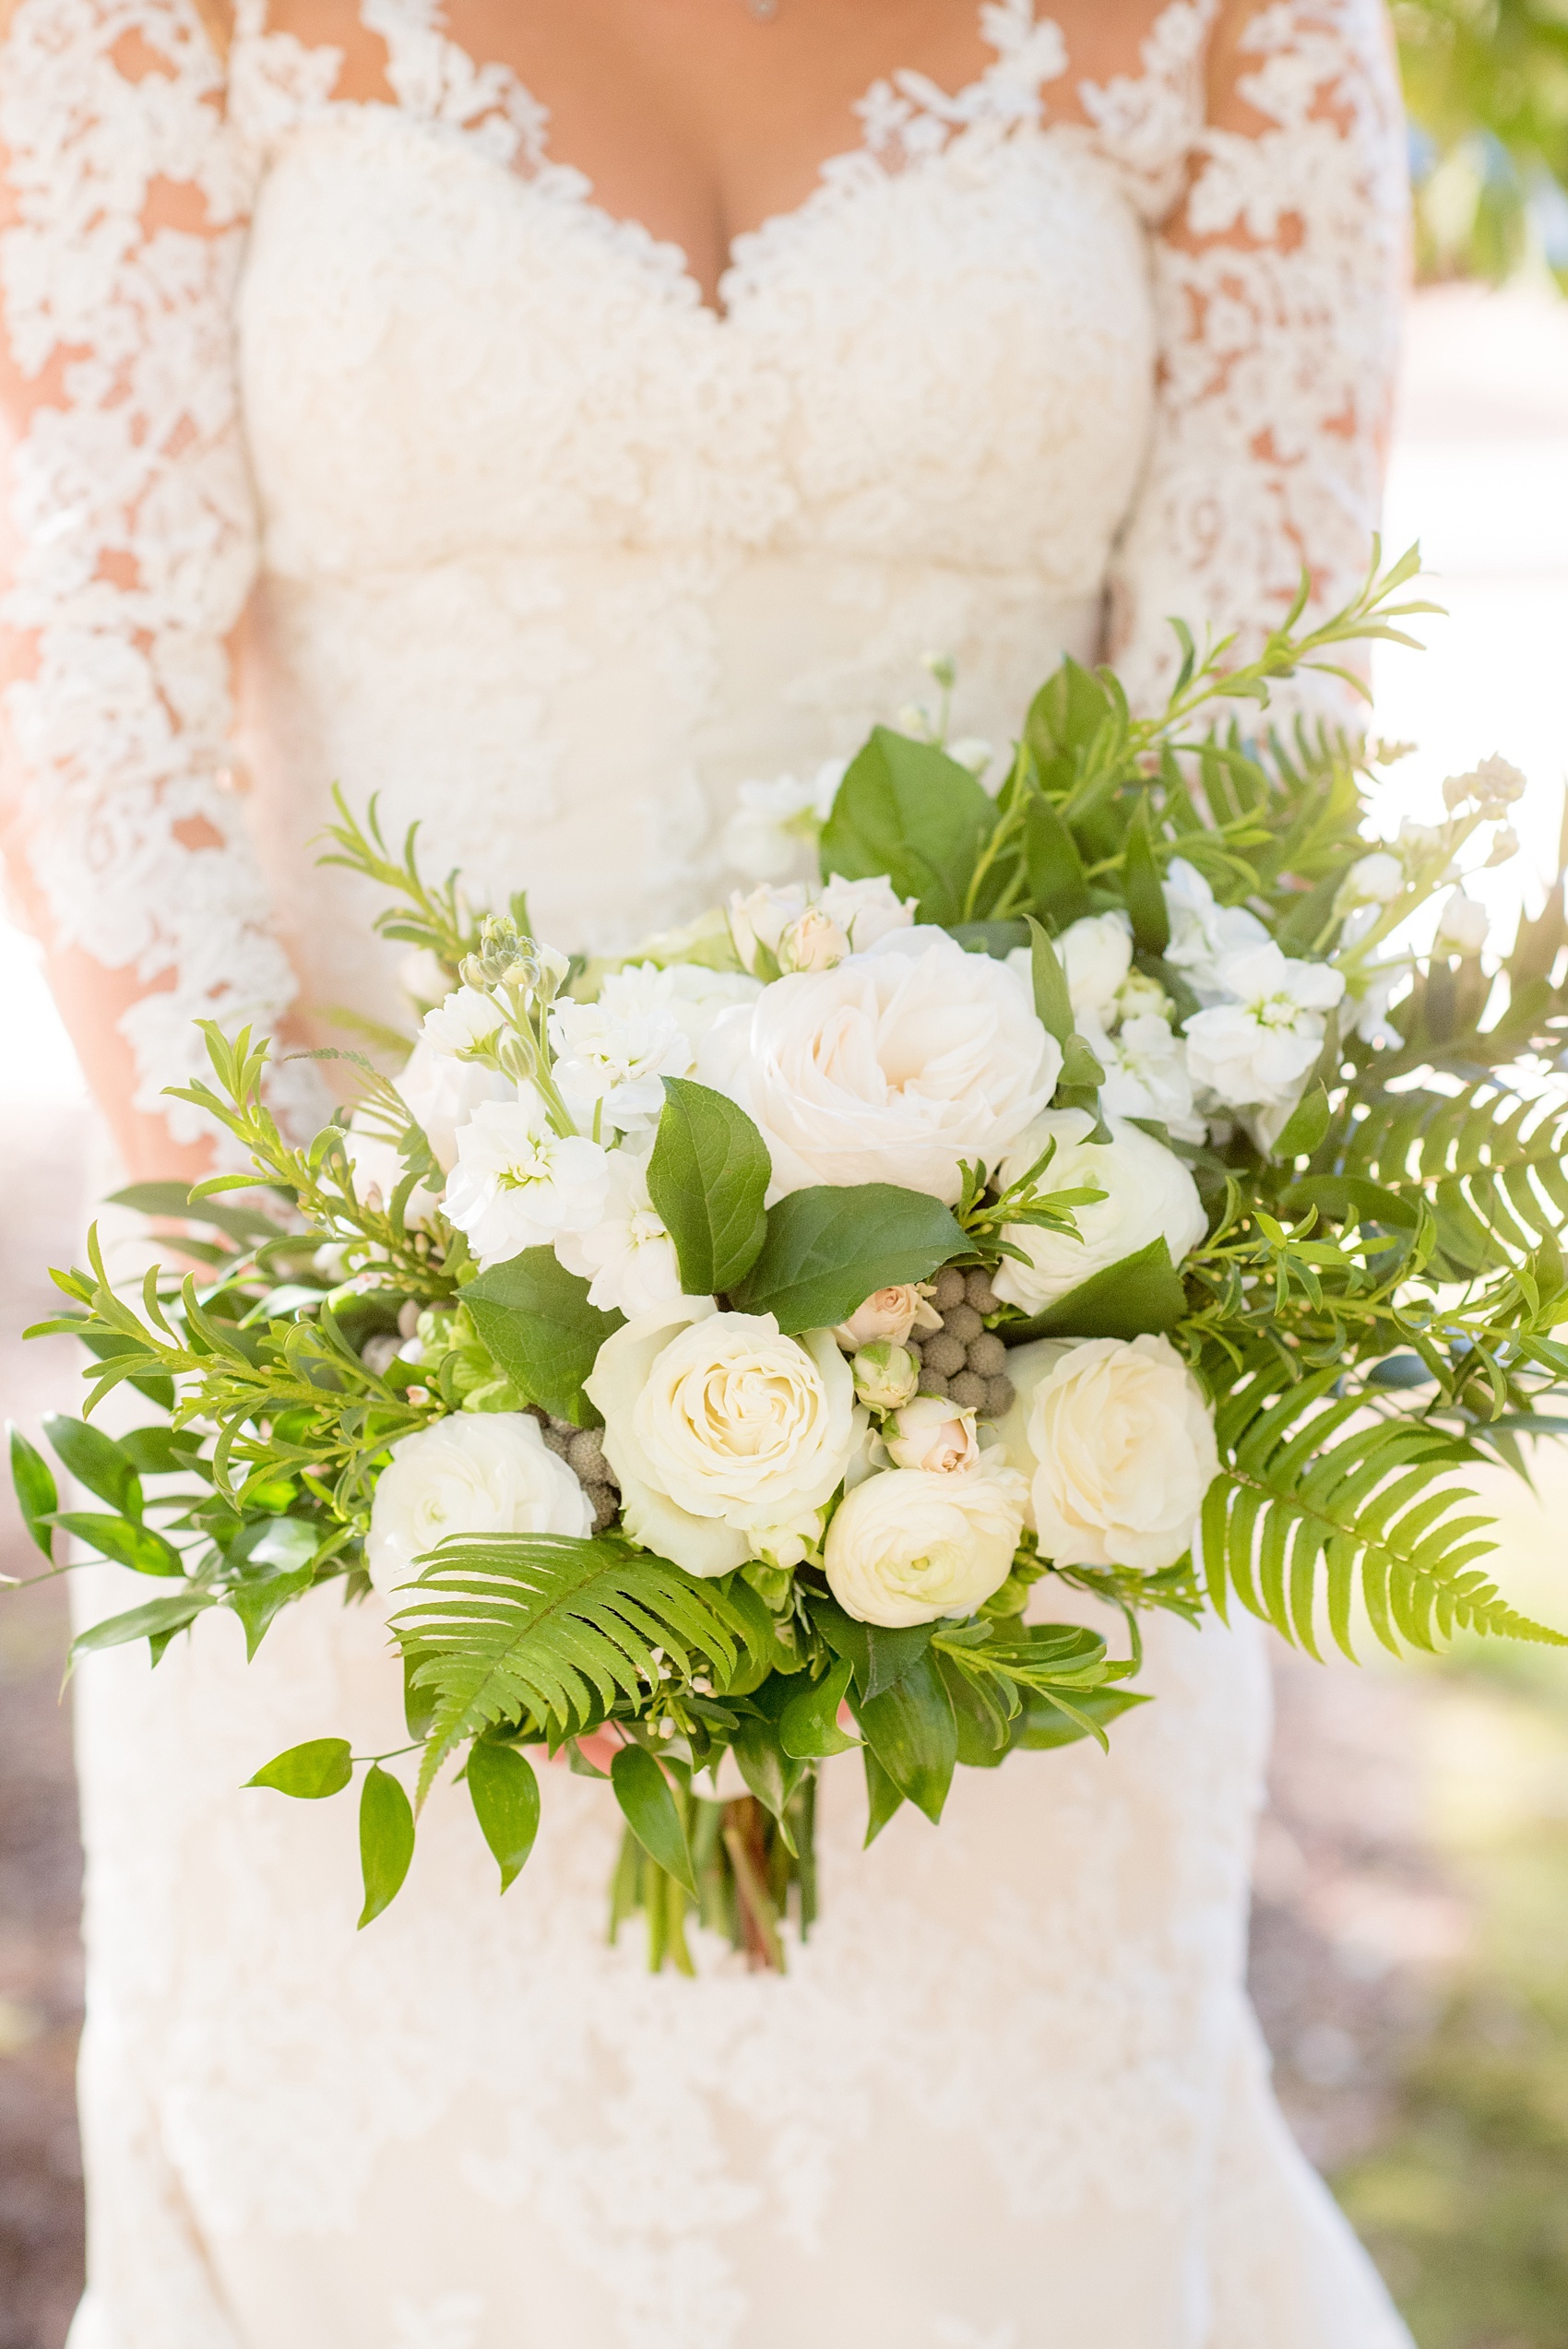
top-left (850, 1341), bottom-right (921, 1411)
top-left (1435, 891), bottom-right (1489, 955)
top-left (778, 904), bottom-right (852, 974)
top-left (1115, 968), bottom-right (1171, 1021)
top-left (1487, 825), bottom-right (1520, 867)
top-left (1345, 850), bottom-right (1403, 907)
top-left (885, 1395), bottom-right (980, 1476)
top-left (833, 1283), bottom-right (942, 1351)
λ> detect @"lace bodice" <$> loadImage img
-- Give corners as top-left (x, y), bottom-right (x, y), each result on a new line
top-left (0, 0), bottom-right (1405, 1155)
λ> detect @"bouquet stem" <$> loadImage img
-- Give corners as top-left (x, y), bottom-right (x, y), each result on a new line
top-left (608, 1781), bottom-right (818, 1975)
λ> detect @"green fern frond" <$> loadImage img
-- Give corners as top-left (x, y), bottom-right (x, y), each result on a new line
top-left (1331, 1084), bottom-right (1568, 1280)
top-left (1200, 1366), bottom-right (1568, 1660)
top-left (393, 1536), bottom-right (764, 1804)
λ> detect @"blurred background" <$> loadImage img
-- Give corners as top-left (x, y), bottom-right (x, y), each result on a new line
top-left (5, 12), bottom-right (1568, 2347)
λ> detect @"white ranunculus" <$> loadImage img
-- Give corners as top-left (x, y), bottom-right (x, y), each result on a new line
top-left (991, 1109), bottom-right (1207, 1315)
top-left (366, 1413), bottom-right (592, 1597)
top-left (1059, 911), bottom-right (1133, 1024)
top-left (554, 1145), bottom-right (683, 1317)
top-left (1161, 859), bottom-right (1269, 1003)
top-left (396, 1037), bottom-right (515, 1173)
top-left (995, 1335), bottom-right (1218, 1572)
top-left (421, 985), bottom-right (505, 1059)
top-left (1084, 1011), bottom-right (1205, 1144)
top-left (824, 1458), bottom-right (1028, 1628)
top-left (585, 1299), bottom-right (858, 1578)
top-left (885, 1395), bottom-right (980, 1476)
top-left (443, 1095), bottom-right (611, 1268)
top-left (700, 928), bottom-right (1061, 1204)
top-left (1182, 943), bottom-right (1345, 1113)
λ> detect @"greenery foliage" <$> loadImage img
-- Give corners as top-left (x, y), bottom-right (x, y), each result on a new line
top-left (1396, 0), bottom-right (1568, 285)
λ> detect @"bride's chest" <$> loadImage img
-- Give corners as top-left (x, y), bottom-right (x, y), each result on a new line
top-left (235, 108), bottom-right (1158, 579)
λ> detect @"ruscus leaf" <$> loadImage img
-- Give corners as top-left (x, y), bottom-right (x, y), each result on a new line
top-left (46, 1512), bottom-right (184, 1577)
top-left (611, 1743), bottom-right (696, 1896)
top-left (8, 1426), bottom-right (58, 1561)
top-left (358, 1763), bottom-right (416, 1927)
top-left (778, 1655), bottom-right (861, 1758)
top-left (731, 1185), bottom-right (965, 1335)
top-left (647, 1078), bottom-right (771, 1296)
top-left (247, 1737), bottom-right (354, 1799)
top-left (463, 1249), bottom-right (624, 1427)
top-left (467, 1740), bottom-right (541, 1892)
top-left (1002, 1239), bottom-right (1187, 1345)
top-left (820, 727), bottom-right (996, 926)
top-left (42, 1413), bottom-right (143, 1521)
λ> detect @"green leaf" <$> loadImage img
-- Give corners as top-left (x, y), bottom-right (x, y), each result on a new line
top-left (947, 919), bottom-right (1031, 958)
top-left (8, 1426), bottom-right (58, 1561)
top-left (1012, 1685), bottom-right (1152, 1750)
top-left (43, 1413), bottom-right (143, 1520)
top-left (358, 1763), bottom-right (416, 1927)
top-left (404, 1649), bottom-right (438, 1740)
top-left (117, 1427), bottom-right (198, 1477)
top-left (611, 1743), bottom-right (696, 1896)
top-left (820, 727), bottom-right (997, 925)
top-left (852, 1650), bottom-right (957, 1824)
top-left (463, 1249), bottom-right (624, 1428)
top-left (395, 1535), bottom-right (766, 1802)
top-left (228, 1560), bottom-right (315, 1661)
top-left (107, 1181), bottom-right (280, 1246)
top-left (46, 1512), bottom-right (184, 1577)
top-left (1021, 794), bottom-right (1091, 925)
top-left (1058, 1033), bottom-right (1106, 1089)
top-left (1273, 1082), bottom-right (1332, 1161)
top-left (1122, 801), bottom-right (1170, 955)
top-left (778, 1654), bottom-right (861, 1758)
top-left (69, 1591), bottom-right (215, 1667)
top-left (247, 1736), bottom-right (354, 1798)
top-left (1025, 918), bottom-right (1074, 1045)
top-left (731, 1709), bottom-right (807, 1831)
top-left (731, 1184), bottom-right (965, 1335)
top-left (1002, 1238), bottom-right (1187, 1344)
top-left (864, 1620), bottom-right (937, 1702)
top-left (647, 1077), bottom-right (771, 1296)
top-left (467, 1740), bottom-right (541, 1892)
top-left (937, 1649), bottom-right (1015, 1765)
top-left (861, 1745), bottom-right (906, 1845)
top-left (1024, 658), bottom-right (1121, 792)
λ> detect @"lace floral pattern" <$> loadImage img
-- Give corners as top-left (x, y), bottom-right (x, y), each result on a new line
top-left (1, 6), bottom-right (1412, 2345)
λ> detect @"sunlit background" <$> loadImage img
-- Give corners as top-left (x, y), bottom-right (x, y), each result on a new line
top-left (4, 18), bottom-right (1568, 2342)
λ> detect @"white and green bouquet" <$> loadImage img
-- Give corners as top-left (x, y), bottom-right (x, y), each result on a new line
top-left (11, 545), bottom-right (1568, 1972)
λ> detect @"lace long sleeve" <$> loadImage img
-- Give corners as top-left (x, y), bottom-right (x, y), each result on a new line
top-left (0, 0), bottom-right (300, 1175)
top-left (1104, 0), bottom-right (1408, 713)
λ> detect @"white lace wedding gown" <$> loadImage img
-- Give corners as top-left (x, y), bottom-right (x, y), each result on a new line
top-left (0, 5), bottom-right (1415, 2344)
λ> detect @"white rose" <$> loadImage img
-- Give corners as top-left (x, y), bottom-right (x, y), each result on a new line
top-left (995, 1335), bottom-right (1218, 1572)
top-left (700, 929), bottom-right (1061, 1204)
top-left (1162, 859), bottom-right (1269, 1003)
top-left (585, 1299), bottom-right (858, 1578)
top-left (1182, 943), bottom-right (1345, 1114)
top-left (1058, 911), bottom-right (1133, 1023)
top-left (396, 1037), bottom-right (515, 1173)
top-left (444, 1095), bottom-right (611, 1268)
top-left (831, 1283), bottom-right (942, 1351)
top-left (812, 875), bottom-right (919, 954)
top-left (366, 1413), bottom-right (591, 1597)
top-left (824, 1459), bottom-right (1028, 1628)
top-left (991, 1109), bottom-right (1206, 1315)
top-left (554, 1144), bottom-right (684, 1317)
top-left (885, 1395), bottom-right (979, 1475)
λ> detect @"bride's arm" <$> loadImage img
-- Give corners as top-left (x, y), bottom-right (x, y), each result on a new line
top-left (0, 0), bottom-right (303, 1182)
top-left (1104, 0), bottom-right (1408, 711)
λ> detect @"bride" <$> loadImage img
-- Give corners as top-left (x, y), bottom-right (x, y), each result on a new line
top-left (0, 4), bottom-right (1414, 2344)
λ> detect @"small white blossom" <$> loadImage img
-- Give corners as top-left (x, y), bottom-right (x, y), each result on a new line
top-left (554, 1145), bottom-right (684, 1316)
top-left (444, 1095), bottom-right (611, 1268)
top-left (1161, 860), bottom-right (1268, 1002)
top-left (1182, 943), bottom-right (1345, 1112)
top-left (547, 997), bottom-right (691, 1136)
top-left (1058, 911), bottom-right (1133, 1024)
top-left (422, 986), bottom-right (505, 1059)
top-left (1487, 825), bottom-right (1520, 866)
top-left (1435, 891), bottom-right (1490, 955)
top-left (595, 961), bottom-right (761, 1053)
top-left (1345, 851), bottom-right (1403, 907)
top-left (720, 760), bottom-right (848, 882)
top-left (1445, 753), bottom-right (1526, 815)
top-left (1087, 1012), bottom-right (1206, 1143)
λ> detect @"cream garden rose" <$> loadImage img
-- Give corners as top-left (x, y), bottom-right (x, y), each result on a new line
top-left (700, 928), bottom-right (1060, 1204)
top-left (585, 1299), bottom-right (859, 1578)
top-left (365, 1413), bottom-right (591, 1597)
top-left (991, 1109), bottom-right (1207, 1315)
top-left (824, 1459), bottom-right (1028, 1628)
top-left (996, 1335), bottom-right (1218, 1572)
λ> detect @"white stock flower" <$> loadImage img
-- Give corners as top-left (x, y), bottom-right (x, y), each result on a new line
top-left (554, 1145), bottom-right (683, 1317)
top-left (1435, 891), bottom-right (1490, 954)
top-left (1058, 911), bottom-right (1133, 1023)
top-left (721, 760), bottom-right (848, 881)
top-left (1085, 1011), bottom-right (1205, 1143)
top-left (444, 1096), bottom-right (611, 1268)
top-left (995, 1335), bottom-right (1218, 1572)
top-left (421, 986), bottom-right (505, 1059)
top-left (365, 1413), bottom-right (592, 1597)
top-left (1161, 859), bottom-right (1268, 1003)
top-left (832, 1283), bottom-right (942, 1351)
top-left (824, 1459), bottom-right (1028, 1628)
top-left (547, 995), bottom-right (690, 1135)
top-left (991, 1109), bottom-right (1207, 1316)
top-left (597, 961), bottom-right (762, 1052)
top-left (700, 929), bottom-right (1061, 1204)
top-left (1182, 943), bottom-right (1345, 1113)
top-left (1344, 850), bottom-right (1403, 907)
top-left (396, 1037), bottom-right (515, 1172)
top-left (585, 1299), bottom-right (859, 1578)
top-left (885, 1396), bottom-right (980, 1476)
